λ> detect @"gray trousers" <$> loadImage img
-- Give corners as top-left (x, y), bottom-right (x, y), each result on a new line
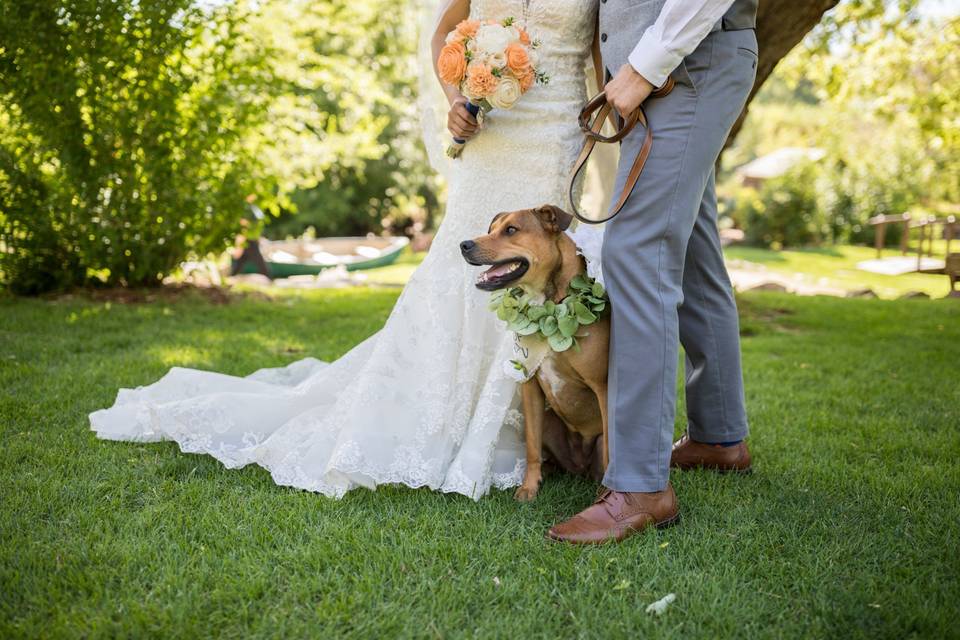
top-left (602, 28), bottom-right (757, 492)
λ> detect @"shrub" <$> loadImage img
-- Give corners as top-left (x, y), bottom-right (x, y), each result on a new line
top-left (736, 162), bottom-right (826, 249)
top-left (0, 2), bottom-right (279, 293)
top-left (0, 0), bottom-right (437, 293)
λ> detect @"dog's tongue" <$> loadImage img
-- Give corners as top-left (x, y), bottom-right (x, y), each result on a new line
top-left (484, 263), bottom-right (515, 279)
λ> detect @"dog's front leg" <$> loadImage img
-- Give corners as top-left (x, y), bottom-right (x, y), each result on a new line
top-left (591, 381), bottom-right (610, 473)
top-left (515, 379), bottom-right (545, 502)
top-left (596, 384), bottom-right (610, 473)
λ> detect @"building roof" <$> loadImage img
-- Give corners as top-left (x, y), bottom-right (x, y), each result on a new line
top-left (736, 147), bottom-right (826, 180)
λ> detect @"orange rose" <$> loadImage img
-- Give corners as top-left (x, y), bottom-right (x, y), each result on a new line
top-left (437, 41), bottom-right (467, 86)
top-left (466, 63), bottom-right (498, 98)
top-left (517, 28), bottom-right (531, 45)
top-left (504, 43), bottom-right (530, 75)
top-left (518, 67), bottom-right (535, 92)
top-left (456, 19), bottom-right (480, 39)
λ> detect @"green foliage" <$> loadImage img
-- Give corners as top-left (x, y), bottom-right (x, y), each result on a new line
top-left (732, 162), bottom-right (826, 249)
top-left (726, 7), bottom-right (958, 248)
top-left (255, 1), bottom-right (439, 240)
top-left (0, 1), bottom-right (284, 293)
top-left (0, 0), bottom-right (438, 293)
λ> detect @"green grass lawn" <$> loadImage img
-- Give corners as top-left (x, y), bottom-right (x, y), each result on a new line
top-left (364, 244), bottom-right (955, 298)
top-left (724, 244), bottom-right (953, 299)
top-left (1, 288), bottom-right (958, 638)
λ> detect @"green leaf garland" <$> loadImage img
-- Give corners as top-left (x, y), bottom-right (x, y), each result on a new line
top-left (489, 273), bottom-right (607, 353)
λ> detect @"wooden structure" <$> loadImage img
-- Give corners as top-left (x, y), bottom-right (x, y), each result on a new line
top-left (869, 213), bottom-right (912, 259)
top-left (947, 253), bottom-right (960, 297)
top-left (868, 213), bottom-right (959, 274)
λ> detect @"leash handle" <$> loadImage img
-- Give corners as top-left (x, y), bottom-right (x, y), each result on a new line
top-left (567, 76), bottom-right (675, 225)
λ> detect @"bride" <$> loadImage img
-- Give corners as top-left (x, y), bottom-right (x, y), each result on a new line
top-left (90, 0), bottom-right (604, 499)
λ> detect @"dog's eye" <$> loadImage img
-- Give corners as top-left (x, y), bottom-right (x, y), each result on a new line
top-left (505, 226), bottom-right (518, 236)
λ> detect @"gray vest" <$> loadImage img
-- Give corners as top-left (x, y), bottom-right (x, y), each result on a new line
top-left (598, 0), bottom-right (758, 73)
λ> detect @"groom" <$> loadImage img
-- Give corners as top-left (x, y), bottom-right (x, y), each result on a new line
top-left (548, 0), bottom-right (759, 543)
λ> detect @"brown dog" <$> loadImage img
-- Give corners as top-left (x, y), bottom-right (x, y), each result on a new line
top-left (460, 205), bottom-right (610, 501)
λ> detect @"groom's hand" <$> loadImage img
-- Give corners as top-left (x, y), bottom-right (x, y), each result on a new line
top-left (605, 64), bottom-right (655, 118)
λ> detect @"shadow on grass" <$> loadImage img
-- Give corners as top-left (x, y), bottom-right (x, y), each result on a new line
top-left (725, 244), bottom-right (848, 263)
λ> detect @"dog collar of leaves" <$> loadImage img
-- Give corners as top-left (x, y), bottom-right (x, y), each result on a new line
top-left (489, 273), bottom-right (607, 353)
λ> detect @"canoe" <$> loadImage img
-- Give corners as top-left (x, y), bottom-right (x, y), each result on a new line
top-left (240, 236), bottom-right (410, 278)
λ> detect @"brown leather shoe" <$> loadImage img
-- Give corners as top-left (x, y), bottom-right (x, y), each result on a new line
top-left (670, 433), bottom-right (752, 472)
top-left (546, 484), bottom-right (680, 544)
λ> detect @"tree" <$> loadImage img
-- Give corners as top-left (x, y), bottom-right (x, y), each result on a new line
top-left (0, 0), bottom-right (436, 293)
top-left (730, 0), bottom-right (841, 144)
top-left (0, 1), bottom-right (283, 292)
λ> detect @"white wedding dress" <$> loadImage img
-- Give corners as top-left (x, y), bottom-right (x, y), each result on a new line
top-left (90, 0), bottom-right (602, 499)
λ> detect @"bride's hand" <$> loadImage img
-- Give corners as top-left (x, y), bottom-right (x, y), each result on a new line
top-left (447, 96), bottom-right (479, 141)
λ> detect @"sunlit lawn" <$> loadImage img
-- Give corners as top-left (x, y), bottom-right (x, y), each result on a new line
top-left (355, 249), bottom-right (427, 287)
top-left (361, 244), bottom-right (955, 299)
top-left (724, 243), bottom-right (953, 299)
top-left (1, 285), bottom-right (958, 638)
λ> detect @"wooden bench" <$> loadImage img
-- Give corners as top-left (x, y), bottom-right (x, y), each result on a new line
top-left (947, 253), bottom-right (960, 297)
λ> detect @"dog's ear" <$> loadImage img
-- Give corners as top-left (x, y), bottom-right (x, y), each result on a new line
top-left (532, 205), bottom-right (573, 233)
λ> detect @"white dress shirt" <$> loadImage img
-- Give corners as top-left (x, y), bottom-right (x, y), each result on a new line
top-left (628, 0), bottom-right (736, 87)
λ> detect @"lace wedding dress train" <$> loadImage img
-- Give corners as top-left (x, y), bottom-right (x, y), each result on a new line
top-left (90, 0), bottom-right (601, 499)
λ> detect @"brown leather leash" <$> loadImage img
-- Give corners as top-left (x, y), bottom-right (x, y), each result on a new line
top-left (567, 76), bottom-right (675, 225)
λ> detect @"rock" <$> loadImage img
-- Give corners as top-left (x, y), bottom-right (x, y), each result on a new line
top-left (846, 288), bottom-right (878, 298)
top-left (744, 282), bottom-right (788, 293)
top-left (899, 291), bottom-right (930, 299)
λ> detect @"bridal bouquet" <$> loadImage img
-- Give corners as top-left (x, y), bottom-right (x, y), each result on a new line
top-left (437, 17), bottom-right (548, 158)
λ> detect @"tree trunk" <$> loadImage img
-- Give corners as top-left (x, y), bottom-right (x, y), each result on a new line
top-left (727, 0), bottom-right (840, 146)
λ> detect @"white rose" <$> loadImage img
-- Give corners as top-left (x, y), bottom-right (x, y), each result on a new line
top-left (527, 47), bottom-right (541, 69)
top-left (506, 26), bottom-right (520, 42)
top-left (487, 51), bottom-right (506, 69)
top-left (475, 24), bottom-right (511, 55)
top-left (488, 75), bottom-right (522, 110)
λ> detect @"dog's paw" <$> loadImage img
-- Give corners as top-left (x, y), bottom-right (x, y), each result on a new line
top-left (514, 484), bottom-right (540, 502)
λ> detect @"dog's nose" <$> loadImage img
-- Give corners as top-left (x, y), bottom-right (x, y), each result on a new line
top-left (460, 240), bottom-right (476, 254)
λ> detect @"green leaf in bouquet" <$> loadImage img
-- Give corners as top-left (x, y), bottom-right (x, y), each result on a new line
top-left (504, 307), bottom-right (520, 323)
top-left (544, 300), bottom-right (556, 315)
top-left (556, 303), bottom-right (569, 318)
top-left (540, 315), bottom-right (558, 337)
top-left (592, 281), bottom-right (605, 298)
top-left (548, 333), bottom-right (574, 352)
top-left (593, 302), bottom-right (606, 313)
top-left (570, 274), bottom-right (590, 291)
top-left (558, 315), bottom-right (579, 337)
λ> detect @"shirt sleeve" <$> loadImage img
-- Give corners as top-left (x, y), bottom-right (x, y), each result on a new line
top-left (627, 0), bottom-right (735, 87)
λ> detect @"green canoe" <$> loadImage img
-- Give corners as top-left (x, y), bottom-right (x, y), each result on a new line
top-left (241, 236), bottom-right (410, 278)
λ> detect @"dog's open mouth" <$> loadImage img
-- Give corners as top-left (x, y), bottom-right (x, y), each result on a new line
top-left (475, 258), bottom-right (529, 290)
